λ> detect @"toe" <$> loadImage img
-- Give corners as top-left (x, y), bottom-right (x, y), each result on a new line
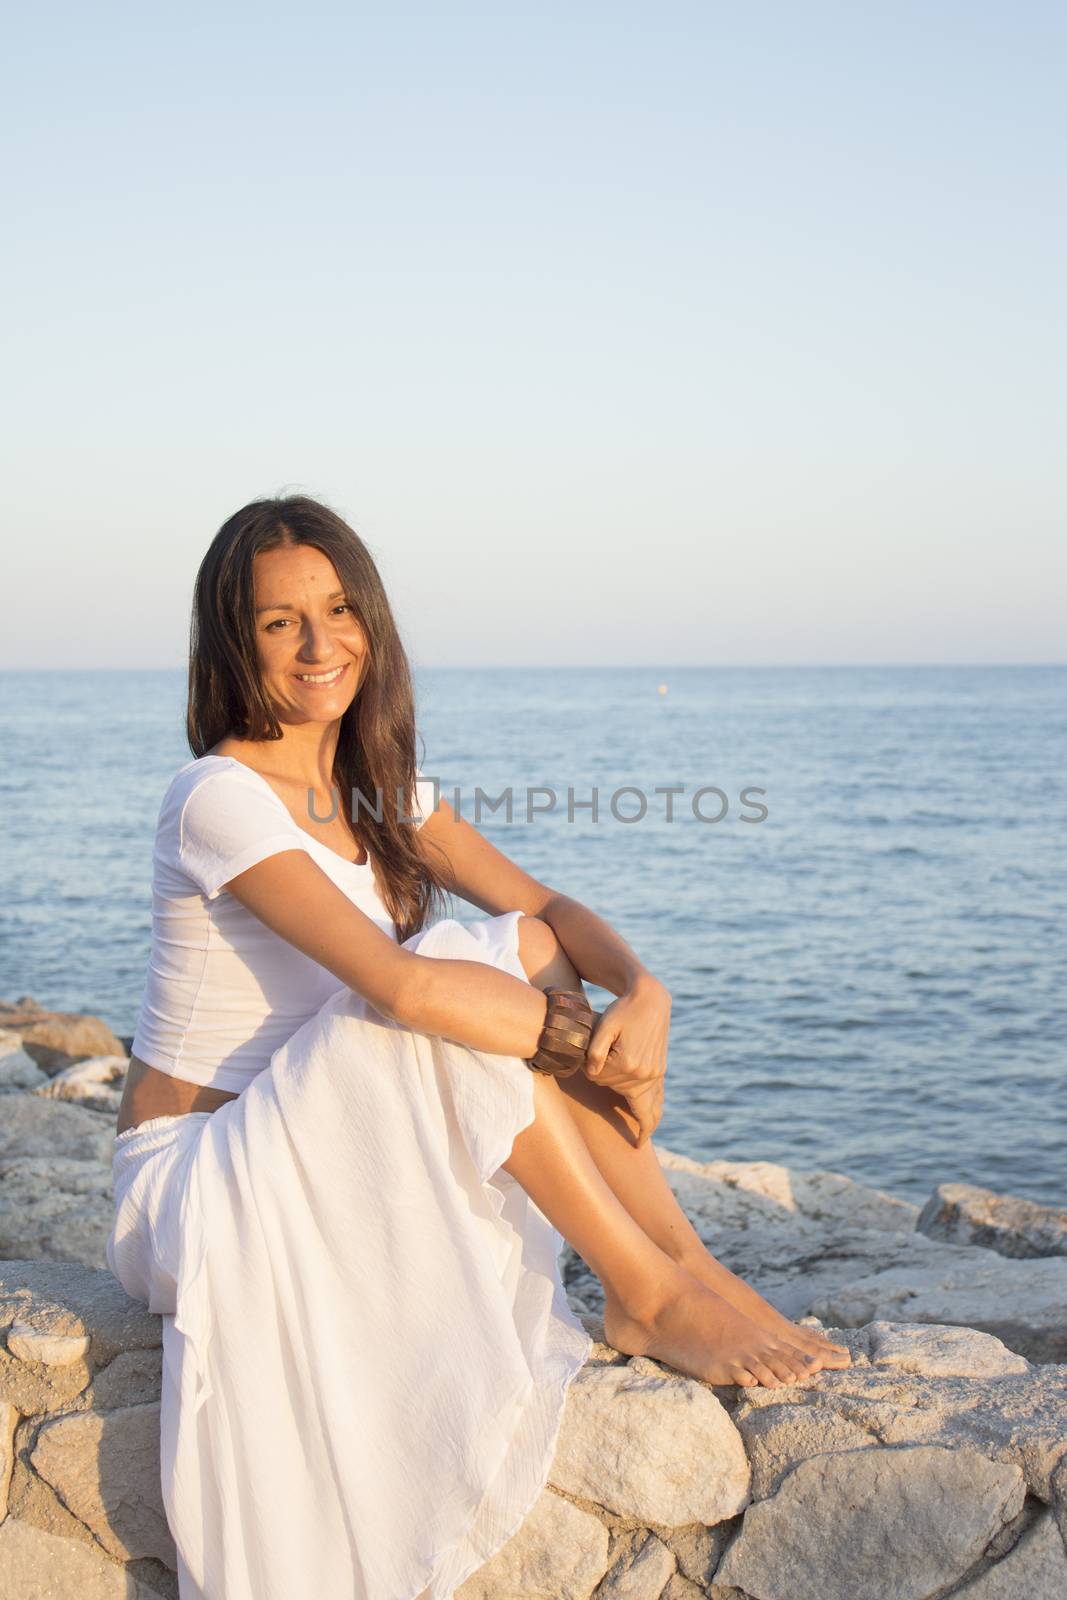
top-left (766, 1352), bottom-right (801, 1384)
top-left (787, 1346), bottom-right (822, 1378)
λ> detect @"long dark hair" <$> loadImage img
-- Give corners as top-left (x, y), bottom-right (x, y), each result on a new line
top-left (186, 494), bottom-right (450, 943)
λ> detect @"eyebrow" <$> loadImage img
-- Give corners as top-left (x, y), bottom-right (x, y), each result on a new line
top-left (255, 589), bottom-right (348, 616)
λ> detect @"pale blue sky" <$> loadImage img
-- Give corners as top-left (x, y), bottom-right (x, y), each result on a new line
top-left (3, 3), bottom-right (1064, 667)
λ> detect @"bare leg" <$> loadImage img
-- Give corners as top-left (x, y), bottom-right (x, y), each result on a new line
top-left (501, 1068), bottom-right (821, 1387)
top-left (514, 914), bottom-right (851, 1368)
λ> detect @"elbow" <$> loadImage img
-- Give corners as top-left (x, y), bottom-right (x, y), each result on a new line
top-left (376, 951), bottom-right (428, 1032)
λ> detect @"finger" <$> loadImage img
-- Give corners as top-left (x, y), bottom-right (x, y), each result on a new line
top-left (584, 1027), bottom-right (617, 1077)
top-left (623, 1099), bottom-right (648, 1145)
top-left (614, 1101), bottom-right (641, 1140)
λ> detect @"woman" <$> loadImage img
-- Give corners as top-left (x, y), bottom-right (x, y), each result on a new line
top-left (108, 494), bottom-right (850, 1600)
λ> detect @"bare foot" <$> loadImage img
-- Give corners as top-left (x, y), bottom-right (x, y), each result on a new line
top-left (603, 1270), bottom-right (831, 1389)
top-left (675, 1247), bottom-right (851, 1369)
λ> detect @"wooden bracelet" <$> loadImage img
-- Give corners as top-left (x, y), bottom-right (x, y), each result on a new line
top-left (527, 987), bottom-right (601, 1078)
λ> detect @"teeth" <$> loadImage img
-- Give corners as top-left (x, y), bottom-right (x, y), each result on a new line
top-left (296, 665), bottom-right (346, 684)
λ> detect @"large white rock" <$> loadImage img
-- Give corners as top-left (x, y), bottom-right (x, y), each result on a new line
top-left (6, 1319), bottom-right (91, 1368)
top-left (454, 1487), bottom-right (610, 1600)
top-left (0, 1096), bottom-right (115, 1164)
top-left (38, 1056), bottom-right (127, 1089)
top-left (35, 1055), bottom-right (127, 1114)
top-left (951, 1509), bottom-right (1067, 1598)
top-left (0, 1031), bottom-right (47, 1093)
top-left (0, 1400), bottom-right (16, 1521)
top-left (658, 1520), bottom-right (737, 1589)
top-left (0, 1006), bottom-right (125, 1074)
top-left (0, 1516), bottom-right (166, 1599)
top-left (593, 1529), bottom-right (676, 1599)
top-left (918, 1182), bottom-right (1067, 1259)
top-left (0, 1260), bottom-right (162, 1369)
top-left (563, 1153), bottom-right (1067, 1365)
top-left (715, 1445), bottom-right (1026, 1600)
top-left (810, 1248), bottom-right (1067, 1363)
top-left (866, 1320), bottom-right (1032, 1378)
top-left (728, 1323), bottom-right (1067, 1505)
top-left (30, 1402), bottom-right (175, 1566)
top-left (655, 1151), bottom-right (921, 1232)
top-left (0, 1157), bottom-right (115, 1269)
top-left (548, 1358), bottom-right (750, 1527)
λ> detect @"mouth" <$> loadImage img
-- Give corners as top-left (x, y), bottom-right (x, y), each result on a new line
top-left (291, 663), bottom-right (350, 687)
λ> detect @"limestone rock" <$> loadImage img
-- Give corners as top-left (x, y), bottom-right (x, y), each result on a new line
top-left (0, 1260), bottom-right (161, 1369)
top-left (1, 1400), bottom-right (16, 1521)
top-left (30, 1402), bottom-right (175, 1565)
top-left (563, 1153), bottom-right (1067, 1366)
top-left (1, 1156), bottom-right (1065, 1599)
top-left (0, 1095), bottom-right (115, 1164)
top-left (88, 1347), bottom-right (163, 1410)
top-left (810, 1249), bottom-right (1067, 1364)
top-left (655, 1520), bottom-right (738, 1588)
top-left (0, 1032), bottom-right (47, 1093)
top-left (918, 1182), bottom-right (1067, 1259)
top-left (730, 1391), bottom-right (879, 1502)
top-left (455, 1487), bottom-right (610, 1600)
top-left (0, 1001), bottom-right (125, 1075)
top-left (1050, 1450), bottom-right (1067, 1556)
top-left (6, 1320), bottom-right (90, 1367)
top-left (655, 1149), bottom-right (920, 1231)
top-left (0, 1342), bottom-right (92, 1418)
top-left (661, 1575), bottom-right (706, 1600)
top-left (35, 1055), bottom-right (127, 1115)
top-left (0, 1096), bottom-right (117, 1268)
top-left (952, 1508), bottom-right (1067, 1597)
top-left (0, 1516), bottom-right (165, 1599)
top-left (593, 1530), bottom-right (675, 1598)
top-left (867, 1320), bottom-right (1032, 1378)
top-left (549, 1359), bottom-right (750, 1527)
top-left (40, 1056), bottom-right (127, 1089)
top-left (715, 1444), bottom-right (1026, 1600)
top-left (728, 1324), bottom-right (1067, 1505)
top-left (0, 1157), bottom-right (115, 1269)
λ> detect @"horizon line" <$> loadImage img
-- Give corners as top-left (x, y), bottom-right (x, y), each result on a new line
top-left (0, 661), bottom-right (1063, 673)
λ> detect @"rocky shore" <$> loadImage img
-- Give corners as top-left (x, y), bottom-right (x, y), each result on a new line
top-left (1, 999), bottom-right (1065, 1598)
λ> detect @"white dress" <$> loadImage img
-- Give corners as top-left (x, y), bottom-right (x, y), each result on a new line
top-left (105, 758), bottom-right (593, 1600)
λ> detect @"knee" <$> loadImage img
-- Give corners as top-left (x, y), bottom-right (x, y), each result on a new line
top-left (515, 914), bottom-right (561, 983)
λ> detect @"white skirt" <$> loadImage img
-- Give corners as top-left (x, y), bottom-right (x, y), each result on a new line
top-left (106, 910), bottom-right (592, 1600)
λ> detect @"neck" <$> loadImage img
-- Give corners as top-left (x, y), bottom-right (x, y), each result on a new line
top-left (235, 718), bottom-right (344, 793)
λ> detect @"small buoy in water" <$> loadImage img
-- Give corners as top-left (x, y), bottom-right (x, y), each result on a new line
top-left (658, 683), bottom-right (668, 696)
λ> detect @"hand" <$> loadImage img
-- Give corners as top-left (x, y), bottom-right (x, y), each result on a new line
top-left (582, 975), bottom-right (671, 1147)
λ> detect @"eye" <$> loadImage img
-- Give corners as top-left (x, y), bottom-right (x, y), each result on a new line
top-left (264, 604), bottom-right (352, 633)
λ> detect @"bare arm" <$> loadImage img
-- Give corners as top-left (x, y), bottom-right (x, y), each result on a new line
top-left (412, 797), bottom-right (671, 1144)
top-left (222, 846), bottom-right (549, 1058)
top-left (416, 795), bottom-right (661, 999)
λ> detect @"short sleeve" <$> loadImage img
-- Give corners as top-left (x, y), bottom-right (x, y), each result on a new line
top-left (175, 769), bottom-right (309, 901)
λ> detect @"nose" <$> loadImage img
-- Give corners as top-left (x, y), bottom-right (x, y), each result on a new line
top-left (296, 616), bottom-right (337, 662)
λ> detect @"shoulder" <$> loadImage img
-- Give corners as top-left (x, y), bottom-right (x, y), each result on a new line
top-left (160, 755), bottom-right (269, 814)
top-left (158, 756), bottom-right (292, 845)
top-left (155, 757), bottom-right (304, 900)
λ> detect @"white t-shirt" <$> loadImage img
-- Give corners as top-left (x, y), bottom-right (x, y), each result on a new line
top-left (130, 755), bottom-right (437, 1093)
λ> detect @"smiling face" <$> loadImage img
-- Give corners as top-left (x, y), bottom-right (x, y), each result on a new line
top-left (252, 542), bottom-right (368, 725)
